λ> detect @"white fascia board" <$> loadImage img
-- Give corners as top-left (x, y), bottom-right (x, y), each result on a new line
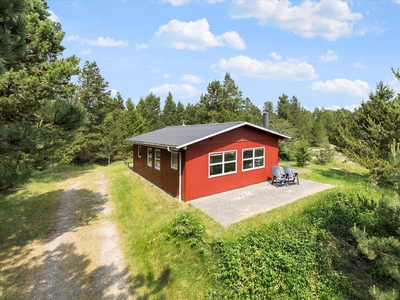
top-left (176, 122), bottom-right (290, 149)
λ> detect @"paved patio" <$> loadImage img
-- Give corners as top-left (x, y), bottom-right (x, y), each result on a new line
top-left (190, 179), bottom-right (334, 227)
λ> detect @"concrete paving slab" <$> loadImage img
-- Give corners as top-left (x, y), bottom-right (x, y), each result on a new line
top-left (190, 179), bottom-right (334, 227)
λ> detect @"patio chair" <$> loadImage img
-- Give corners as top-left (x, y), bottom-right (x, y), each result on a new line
top-left (283, 165), bottom-right (299, 185)
top-left (271, 166), bottom-right (287, 187)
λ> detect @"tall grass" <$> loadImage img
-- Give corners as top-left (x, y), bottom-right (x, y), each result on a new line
top-left (103, 163), bottom-right (219, 299)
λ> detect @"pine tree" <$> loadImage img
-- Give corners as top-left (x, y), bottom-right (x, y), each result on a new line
top-left (338, 78), bottom-right (400, 182)
top-left (176, 101), bottom-right (185, 125)
top-left (161, 92), bottom-right (177, 126)
top-left (198, 73), bottom-right (247, 123)
top-left (136, 93), bottom-right (162, 132)
top-left (0, 0), bottom-right (27, 74)
top-left (294, 140), bottom-right (311, 167)
top-left (352, 197), bottom-right (400, 298)
top-left (73, 60), bottom-right (114, 163)
top-left (0, 0), bottom-right (85, 191)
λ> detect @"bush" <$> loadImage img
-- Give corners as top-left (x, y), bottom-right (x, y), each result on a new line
top-left (316, 143), bottom-right (335, 165)
top-left (295, 140), bottom-right (311, 167)
top-left (211, 220), bottom-right (351, 299)
top-left (167, 212), bottom-right (205, 246)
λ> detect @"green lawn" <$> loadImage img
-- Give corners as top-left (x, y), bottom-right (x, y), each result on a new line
top-left (1, 158), bottom-right (397, 299)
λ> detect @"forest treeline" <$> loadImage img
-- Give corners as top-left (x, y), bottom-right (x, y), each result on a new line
top-left (0, 0), bottom-right (399, 193)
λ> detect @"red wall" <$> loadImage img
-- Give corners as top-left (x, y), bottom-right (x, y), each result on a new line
top-left (133, 145), bottom-right (179, 197)
top-left (182, 126), bottom-right (279, 201)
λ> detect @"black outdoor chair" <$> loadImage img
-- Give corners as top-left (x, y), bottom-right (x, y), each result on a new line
top-left (283, 165), bottom-right (299, 185)
top-left (271, 166), bottom-right (287, 187)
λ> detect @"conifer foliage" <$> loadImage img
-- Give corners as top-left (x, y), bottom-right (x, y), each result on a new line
top-left (0, 0), bottom-right (86, 191)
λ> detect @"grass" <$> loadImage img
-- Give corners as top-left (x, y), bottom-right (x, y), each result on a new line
top-left (0, 164), bottom-right (101, 298)
top-left (103, 156), bottom-right (397, 298)
top-left (103, 164), bottom-right (219, 299)
top-left (1, 155), bottom-right (397, 298)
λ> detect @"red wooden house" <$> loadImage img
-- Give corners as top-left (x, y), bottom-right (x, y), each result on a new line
top-left (127, 121), bottom-right (290, 201)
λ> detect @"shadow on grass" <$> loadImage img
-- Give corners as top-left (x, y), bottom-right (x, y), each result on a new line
top-left (311, 167), bottom-right (368, 184)
top-left (2, 242), bottom-right (135, 299)
top-left (32, 164), bottom-right (96, 184)
top-left (0, 187), bottom-right (107, 295)
top-left (0, 185), bottom-right (172, 299)
top-left (130, 267), bottom-right (172, 299)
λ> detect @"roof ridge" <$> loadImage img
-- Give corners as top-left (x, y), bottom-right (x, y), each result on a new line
top-left (167, 121), bottom-right (245, 128)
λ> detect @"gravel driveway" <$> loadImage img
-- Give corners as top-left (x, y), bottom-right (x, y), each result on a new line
top-left (190, 179), bottom-right (334, 227)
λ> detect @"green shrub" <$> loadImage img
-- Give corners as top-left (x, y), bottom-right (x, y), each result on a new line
top-left (305, 190), bottom-right (378, 243)
top-left (211, 220), bottom-right (351, 299)
top-left (167, 212), bottom-right (205, 246)
top-left (316, 143), bottom-right (335, 165)
top-left (295, 140), bottom-right (311, 167)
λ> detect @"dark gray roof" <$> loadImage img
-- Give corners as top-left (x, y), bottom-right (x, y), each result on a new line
top-left (126, 121), bottom-right (290, 149)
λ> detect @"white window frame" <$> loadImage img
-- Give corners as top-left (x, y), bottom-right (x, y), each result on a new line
top-left (171, 152), bottom-right (178, 170)
top-left (209, 150), bottom-right (237, 178)
top-left (242, 147), bottom-right (265, 172)
top-left (155, 149), bottom-right (161, 170)
top-left (138, 146), bottom-right (141, 158)
top-left (147, 148), bottom-right (152, 167)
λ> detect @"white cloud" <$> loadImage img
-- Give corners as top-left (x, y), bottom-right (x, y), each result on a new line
top-left (310, 78), bottom-right (370, 98)
top-left (388, 76), bottom-right (400, 93)
top-left (149, 84), bottom-right (201, 99)
top-left (161, 0), bottom-right (225, 5)
top-left (155, 18), bottom-right (245, 50)
top-left (322, 104), bottom-right (358, 111)
top-left (110, 89), bottom-right (118, 97)
top-left (181, 74), bottom-right (203, 84)
top-left (318, 50), bottom-right (338, 62)
top-left (81, 49), bottom-right (91, 55)
top-left (344, 104), bottom-right (360, 111)
top-left (354, 62), bottom-right (366, 68)
top-left (135, 43), bottom-right (148, 51)
top-left (47, 10), bottom-right (60, 22)
top-left (66, 35), bottom-right (128, 47)
top-left (393, 0), bottom-right (400, 4)
top-left (268, 52), bottom-right (281, 61)
top-left (230, 0), bottom-right (363, 41)
top-left (163, 73), bottom-right (170, 79)
top-left (212, 55), bottom-right (318, 81)
top-left (161, 0), bottom-right (191, 6)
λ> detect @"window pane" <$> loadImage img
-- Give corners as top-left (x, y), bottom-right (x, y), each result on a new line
top-left (243, 160), bottom-right (253, 170)
top-left (255, 158), bottom-right (264, 167)
top-left (210, 153), bottom-right (222, 164)
top-left (255, 148), bottom-right (264, 157)
top-left (171, 153), bottom-right (178, 169)
top-left (156, 150), bottom-right (161, 159)
top-left (224, 151), bottom-right (236, 162)
top-left (156, 160), bottom-right (161, 169)
top-left (210, 164), bottom-right (222, 176)
top-left (243, 150), bottom-right (253, 159)
top-left (224, 162), bottom-right (236, 173)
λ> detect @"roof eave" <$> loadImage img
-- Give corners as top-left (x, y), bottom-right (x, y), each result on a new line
top-left (126, 139), bottom-right (179, 150)
top-left (176, 122), bottom-right (290, 148)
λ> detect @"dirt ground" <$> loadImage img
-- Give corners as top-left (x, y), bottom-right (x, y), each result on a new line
top-left (14, 170), bottom-right (133, 299)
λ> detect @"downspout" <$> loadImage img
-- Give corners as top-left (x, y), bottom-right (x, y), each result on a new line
top-left (167, 146), bottom-right (183, 201)
top-left (178, 152), bottom-right (182, 201)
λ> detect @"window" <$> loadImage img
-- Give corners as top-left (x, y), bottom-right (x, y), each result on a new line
top-left (155, 149), bottom-right (161, 170)
top-left (243, 147), bottom-right (265, 171)
top-left (171, 152), bottom-right (178, 170)
top-left (209, 150), bottom-right (237, 177)
top-left (147, 148), bottom-right (152, 167)
top-left (138, 146), bottom-right (141, 158)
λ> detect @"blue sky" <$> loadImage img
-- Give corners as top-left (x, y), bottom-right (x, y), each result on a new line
top-left (47, 0), bottom-right (400, 111)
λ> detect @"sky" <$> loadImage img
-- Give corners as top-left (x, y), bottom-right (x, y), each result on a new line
top-left (46, 0), bottom-right (400, 112)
